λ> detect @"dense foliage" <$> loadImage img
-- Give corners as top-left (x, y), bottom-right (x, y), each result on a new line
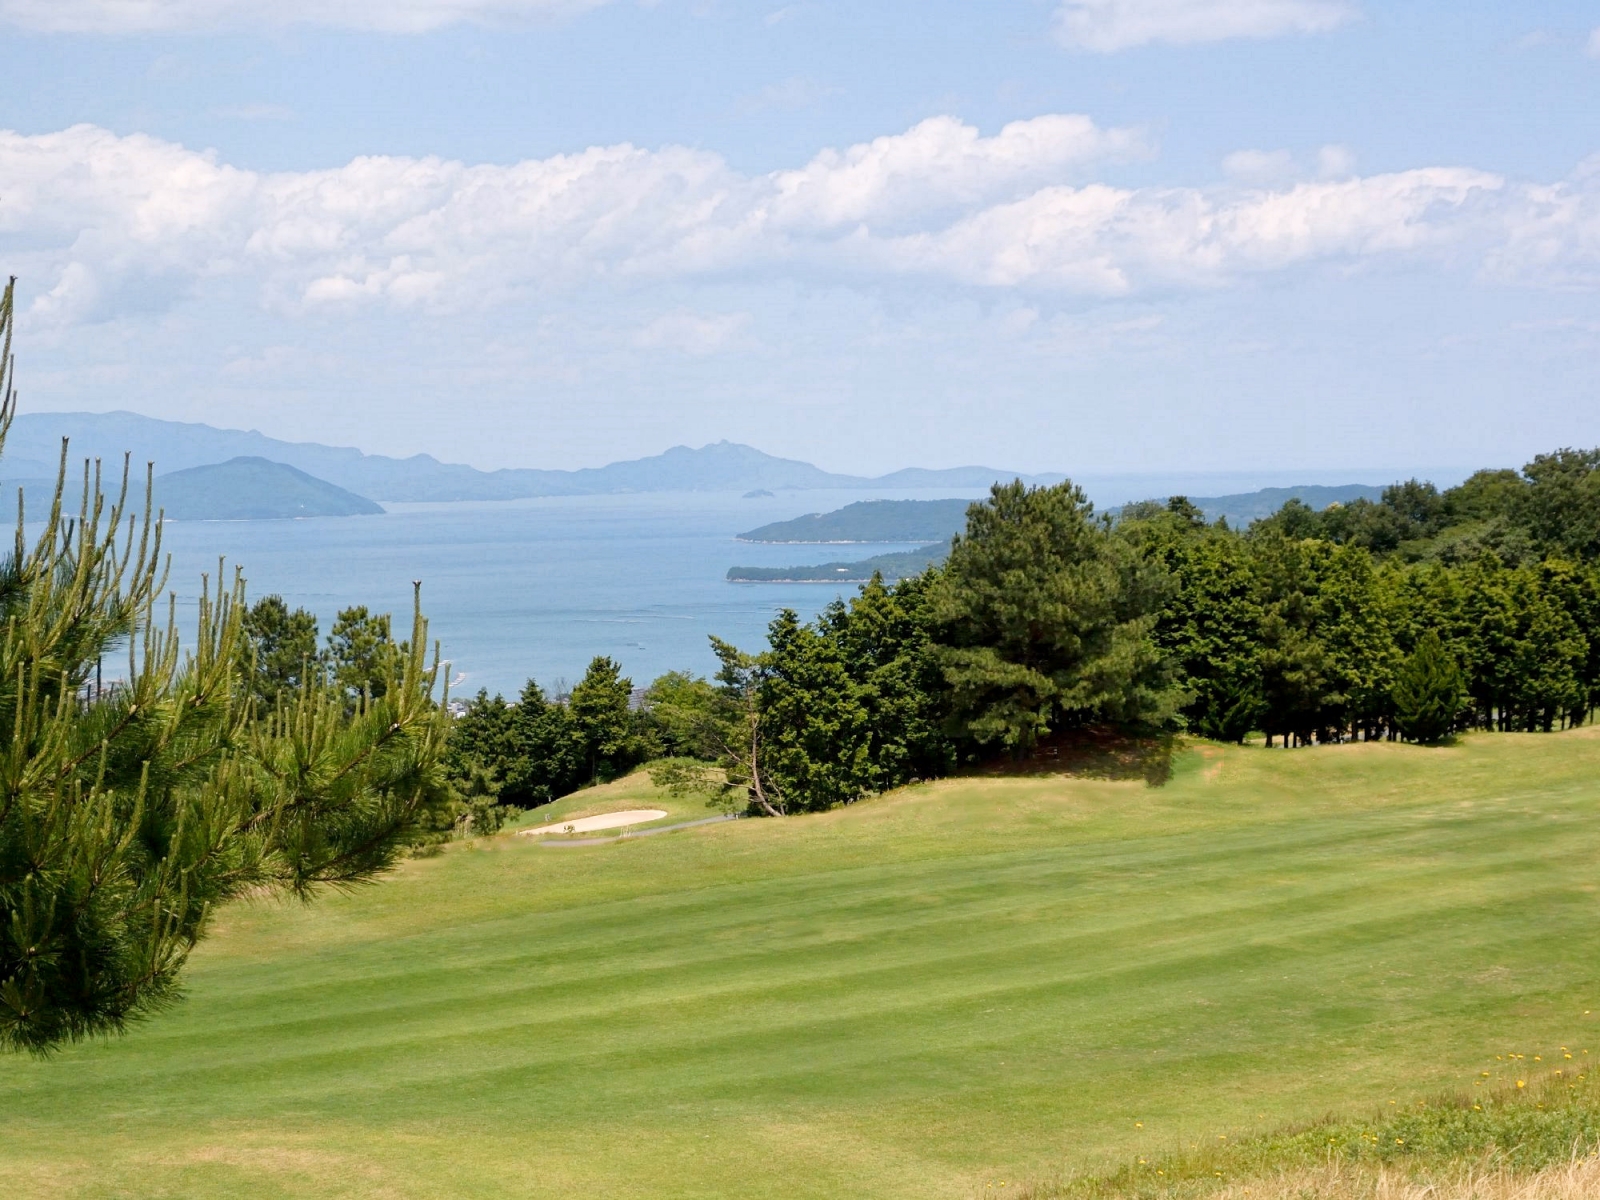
top-left (0, 280), bottom-right (455, 1054)
top-left (454, 459), bottom-right (1600, 817)
top-left (442, 656), bottom-right (656, 813)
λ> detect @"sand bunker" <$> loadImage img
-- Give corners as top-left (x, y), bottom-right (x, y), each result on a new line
top-left (517, 809), bottom-right (670, 837)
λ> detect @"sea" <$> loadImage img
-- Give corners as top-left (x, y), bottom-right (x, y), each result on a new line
top-left (150, 488), bottom-right (984, 700)
top-left (132, 466), bottom-right (1435, 700)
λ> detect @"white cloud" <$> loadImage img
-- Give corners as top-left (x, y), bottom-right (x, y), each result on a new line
top-left (879, 169), bottom-right (1503, 292)
top-left (1055, 0), bottom-right (1358, 52)
top-left (1587, 27), bottom-right (1600, 58)
top-left (0, 0), bottom-right (608, 34)
top-left (3, 116), bottom-right (1591, 330)
top-left (768, 114), bottom-right (1150, 230)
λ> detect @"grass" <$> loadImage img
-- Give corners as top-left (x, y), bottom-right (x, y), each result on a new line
top-left (1027, 1072), bottom-right (1600, 1198)
top-left (2, 730), bottom-right (1599, 1198)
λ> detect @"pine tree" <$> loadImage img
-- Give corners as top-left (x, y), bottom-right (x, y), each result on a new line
top-left (930, 479), bottom-right (1180, 755)
top-left (568, 656), bottom-right (634, 783)
top-left (1391, 630), bottom-right (1464, 743)
top-left (0, 279), bottom-right (451, 1054)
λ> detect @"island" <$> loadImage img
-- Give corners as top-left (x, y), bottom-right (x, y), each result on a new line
top-left (737, 498), bottom-right (972, 543)
top-left (726, 544), bottom-right (947, 583)
top-left (154, 457), bottom-right (385, 520)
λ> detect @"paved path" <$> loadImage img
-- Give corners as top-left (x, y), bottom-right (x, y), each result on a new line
top-left (533, 813), bottom-right (740, 846)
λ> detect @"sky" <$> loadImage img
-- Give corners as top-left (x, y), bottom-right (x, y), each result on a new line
top-left (2, 0), bottom-right (1599, 479)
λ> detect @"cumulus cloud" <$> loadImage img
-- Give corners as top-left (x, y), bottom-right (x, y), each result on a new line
top-left (1055, 0), bottom-right (1358, 52)
top-left (876, 169), bottom-right (1503, 292)
top-left (767, 114), bottom-right (1150, 230)
top-left (0, 0), bottom-right (607, 34)
top-left (0, 116), bottom-right (1590, 328)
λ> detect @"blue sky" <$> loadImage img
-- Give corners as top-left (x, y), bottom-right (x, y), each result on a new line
top-left (2, 0), bottom-right (1599, 479)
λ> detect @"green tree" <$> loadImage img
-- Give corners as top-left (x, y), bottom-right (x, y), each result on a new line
top-left (819, 573), bottom-right (955, 787)
top-left (325, 606), bottom-right (399, 703)
top-left (504, 679), bottom-right (583, 805)
top-left (649, 638), bottom-right (787, 816)
top-left (443, 681), bottom-right (583, 810)
top-left (1391, 630), bottom-right (1464, 743)
top-left (758, 609), bottom-right (873, 811)
top-left (239, 594), bottom-right (320, 712)
top-left (1123, 509), bottom-right (1263, 743)
top-left (1517, 448), bottom-right (1600, 561)
top-left (0, 279), bottom-right (450, 1054)
top-left (929, 480), bottom-right (1180, 755)
top-left (568, 656), bottom-right (635, 783)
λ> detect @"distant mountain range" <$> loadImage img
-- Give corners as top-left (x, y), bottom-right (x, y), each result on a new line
top-left (4, 411), bottom-right (1060, 503)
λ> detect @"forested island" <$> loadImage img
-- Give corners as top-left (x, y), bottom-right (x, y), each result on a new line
top-left (726, 545), bottom-right (946, 583)
top-left (737, 498), bottom-right (973, 543)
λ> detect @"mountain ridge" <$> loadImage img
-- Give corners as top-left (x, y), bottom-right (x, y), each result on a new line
top-left (4, 412), bottom-right (1059, 502)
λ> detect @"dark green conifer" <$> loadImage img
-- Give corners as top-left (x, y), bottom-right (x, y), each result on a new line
top-left (1391, 631), bottom-right (1464, 743)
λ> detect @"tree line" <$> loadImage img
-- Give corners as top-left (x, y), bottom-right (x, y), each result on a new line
top-left (446, 449), bottom-right (1600, 816)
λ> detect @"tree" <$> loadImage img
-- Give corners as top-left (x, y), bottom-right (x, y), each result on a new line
top-left (1391, 631), bottom-right (1464, 743)
top-left (758, 609), bottom-right (873, 811)
top-left (444, 680), bottom-right (587, 810)
top-left (0, 279), bottom-right (451, 1053)
top-left (239, 594), bottom-right (320, 712)
top-left (325, 606), bottom-right (399, 703)
top-left (568, 656), bottom-right (635, 783)
top-left (1517, 448), bottom-right (1600, 562)
top-left (819, 573), bottom-right (955, 787)
top-left (502, 679), bottom-right (582, 805)
top-left (930, 480), bottom-right (1180, 755)
top-left (1123, 510), bottom-right (1263, 743)
top-left (649, 638), bottom-right (786, 817)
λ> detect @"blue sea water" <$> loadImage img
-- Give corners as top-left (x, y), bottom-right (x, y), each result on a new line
top-left (151, 489), bottom-right (987, 699)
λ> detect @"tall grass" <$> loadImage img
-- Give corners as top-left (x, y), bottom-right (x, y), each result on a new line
top-left (1020, 1070), bottom-right (1600, 1200)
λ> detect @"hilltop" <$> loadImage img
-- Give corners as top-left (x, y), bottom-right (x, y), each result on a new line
top-left (155, 457), bottom-right (384, 520)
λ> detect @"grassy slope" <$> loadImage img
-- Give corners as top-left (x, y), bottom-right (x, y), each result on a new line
top-left (2, 733), bottom-right (1599, 1199)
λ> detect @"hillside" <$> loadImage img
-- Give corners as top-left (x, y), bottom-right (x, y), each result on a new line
top-left (737, 497), bottom-right (972, 543)
top-left (6, 412), bottom-right (1056, 503)
top-left (4, 731), bottom-right (1597, 1198)
top-left (1180, 482), bottom-right (1385, 524)
top-left (726, 544), bottom-right (946, 582)
top-left (153, 457), bottom-right (384, 520)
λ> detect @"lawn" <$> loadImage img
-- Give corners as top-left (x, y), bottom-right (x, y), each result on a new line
top-left (2, 731), bottom-right (1597, 1199)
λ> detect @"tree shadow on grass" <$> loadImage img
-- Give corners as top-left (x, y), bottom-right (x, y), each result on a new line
top-left (974, 726), bottom-right (1180, 787)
